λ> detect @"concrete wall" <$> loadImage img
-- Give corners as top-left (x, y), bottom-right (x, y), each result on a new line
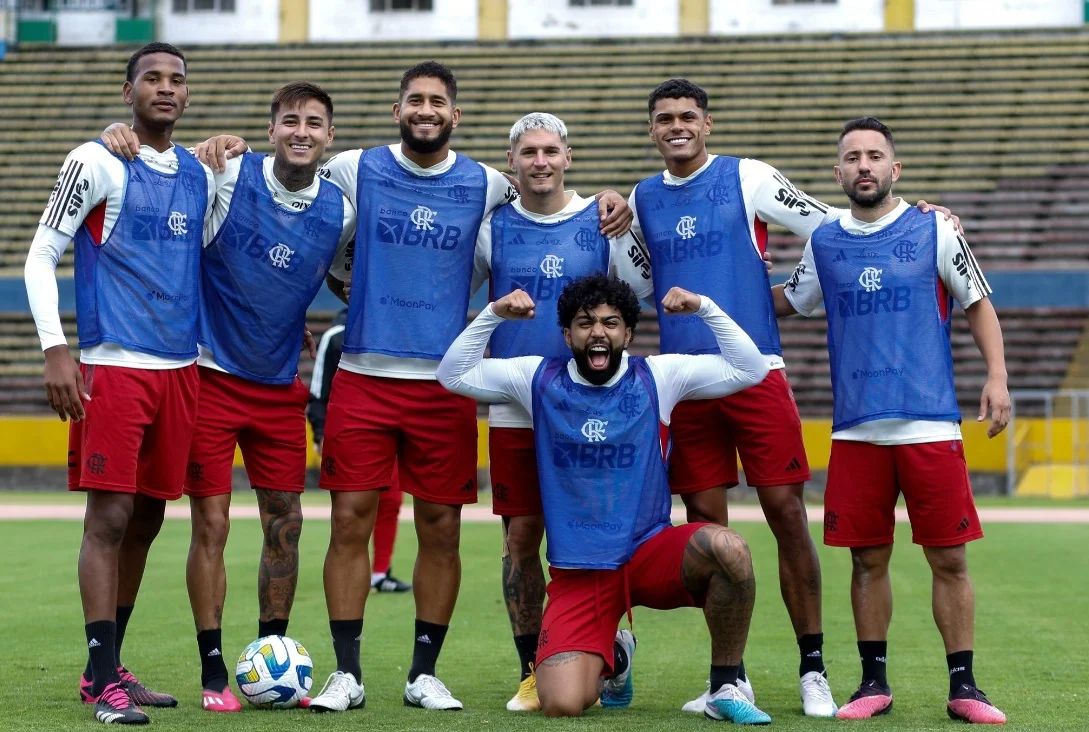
top-left (158, 0), bottom-right (279, 45)
top-left (915, 0), bottom-right (1083, 31)
top-left (56, 10), bottom-right (114, 45)
top-left (711, 0), bottom-right (885, 35)
top-left (508, 0), bottom-right (680, 39)
top-left (310, 0), bottom-right (477, 42)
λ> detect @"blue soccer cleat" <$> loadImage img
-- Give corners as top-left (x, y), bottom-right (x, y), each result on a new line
top-left (600, 630), bottom-right (636, 708)
top-left (705, 682), bottom-right (772, 725)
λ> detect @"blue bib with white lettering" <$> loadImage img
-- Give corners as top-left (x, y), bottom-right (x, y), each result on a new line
top-left (343, 147), bottom-right (487, 359)
top-left (635, 156), bottom-right (781, 356)
top-left (200, 153), bottom-right (345, 384)
top-left (74, 142), bottom-right (207, 358)
top-left (532, 357), bottom-right (671, 569)
top-left (489, 200), bottom-right (610, 359)
top-left (812, 207), bottom-right (961, 431)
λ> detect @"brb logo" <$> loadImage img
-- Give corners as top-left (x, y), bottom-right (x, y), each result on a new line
top-left (132, 210), bottom-right (193, 241)
top-left (581, 418), bottom-right (608, 443)
top-left (858, 267), bottom-right (883, 292)
top-left (268, 243), bottom-right (294, 269)
top-left (377, 205), bottom-right (461, 250)
top-left (675, 215), bottom-right (697, 240)
top-left (539, 254), bottom-right (564, 279)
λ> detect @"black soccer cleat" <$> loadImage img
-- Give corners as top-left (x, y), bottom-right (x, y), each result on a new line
top-left (93, 682), bottom-right (149, 725)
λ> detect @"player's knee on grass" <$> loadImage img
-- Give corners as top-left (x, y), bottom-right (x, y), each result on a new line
top-left (923, 544), bottom-right (968, 579)
top-left (329, 492), bottom-right (379, 546)
top-left (415, 501), bottom-right (462, 554)
top-left (850, 544), bottom-right (894, 577)
top-left (124, 494), bottom-right (166, 547)
top-left (756, 484), bottom-right (809, 538)
top-left (503, 514), bottom-right (545, 560)
top-left (85, 491), bottom-right (136, 547)
top-left (537, 652), bottom-right (603, 717)
top-left (686, 525), bottom-right (754, 585)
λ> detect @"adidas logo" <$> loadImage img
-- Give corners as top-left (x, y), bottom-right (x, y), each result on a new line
top-left (96, 711), bottom-right (124, 723)
top-left (806, 650), bottom-right (822, 657)
top-left (207, 648), bottom-right (221, 657)
top-left (416, 634), bottom-right (432, 644)
top-left (88, 638), bottom-right (102, 648)
top-left (785, 457), bottom-right (802, 471)
top-left (956, 517), bottom-right (970, 531)
top-left (833, 250), bottom-right (848, 262)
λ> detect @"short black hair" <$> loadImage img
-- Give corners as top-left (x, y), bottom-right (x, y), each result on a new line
top-left (400, 61), bottom-right (457, 103)
top-left (271, 81), bottom-right (333, 123)
top-left (647, 78), bottom-right (708, 118)
top-left (557, 273), bottom-right (641, 334)
top-left (126, 42), bottom-right (186, 83)
top-left (840, 117), bottom-right (895, 152)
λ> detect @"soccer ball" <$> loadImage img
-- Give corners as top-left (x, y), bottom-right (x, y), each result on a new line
top-left (235, 635), bottom-right (313, 708)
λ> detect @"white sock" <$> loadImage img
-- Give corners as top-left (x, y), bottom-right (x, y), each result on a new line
top-left (371, 572), bottom-right (386, 584)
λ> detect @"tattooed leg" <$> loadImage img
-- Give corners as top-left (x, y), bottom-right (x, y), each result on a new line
top-left (256, 488), bottom-right (303, 623)
top-left (186, 493), bottom-right (232, 631)
top-left (536, 651), bottom-right (605, 717)
top-left (501, 515), bottom-right (547, 636)
top-left (681, 525), bottom-right (757, 666)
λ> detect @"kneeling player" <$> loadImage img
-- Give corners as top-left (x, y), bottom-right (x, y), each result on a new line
top-left (773, 117), bottom-right (1008, 724)
top-left (438, 275), bottom-right (772, 723)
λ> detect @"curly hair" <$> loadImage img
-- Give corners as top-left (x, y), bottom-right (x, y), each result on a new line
top-left (400, 60), bottom-right (457, 103)
top-left (557, 273), bottom-right (641, 334)
top-left (647, 78), bottom-right (708, 118)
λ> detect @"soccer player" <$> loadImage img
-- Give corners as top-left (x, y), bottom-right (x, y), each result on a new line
top-left (99, 81), bottom-right (355, 711)
top-left (629, 78), bottom-right (960, 715)
top-left (24, 43), bottom-right (214, 725)
top-left (771, 117), bottom-right (1008, 724)
top-left (437, 275), bottom-right (771, 722)
top-left (472, 112), bottom-right (654, 712)
top-left (308, 310), bottom-right (411, 595)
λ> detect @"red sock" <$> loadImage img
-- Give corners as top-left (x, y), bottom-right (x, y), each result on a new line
top-left (372, 482), bottom-right (402, 576)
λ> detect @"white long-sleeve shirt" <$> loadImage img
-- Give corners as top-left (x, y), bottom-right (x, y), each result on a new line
top-left (197, 154), bottom-right (356, 374)
top-left (25, 142), bottom-right (216, 369)
top-left (436, 297), bottom-right (769, 425)
top-left (783, 198), bottom-right (992, 445)
top-left (473, 191), bottom-right (654, 429)
top-left (629, 155), bottom-right (847, 371)
top-left (319, 143), bottom-right (517, 380)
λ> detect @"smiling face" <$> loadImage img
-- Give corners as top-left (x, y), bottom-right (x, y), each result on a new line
top-left (835, 129), bottom-right (900, 208)
top-left (124, 52), bottom-right (188, 128)
top-left (564, 303), bottom-right (633, 386)
top-left (508, 128), bottom-right (570, 198)
top-left (394, 75), bottom-right (459, 155)
top-left (268, 97), bottom-right (334, 169)
top-left (649, 96), bottom-right (712, 170)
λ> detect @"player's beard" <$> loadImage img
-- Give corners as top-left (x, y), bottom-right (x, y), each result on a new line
top-left (845, 172), bottom-right (894, 208)
top-left (400, 117), bottom-right (454, 155)
top-left (572, 341), bottom-right (624, 386)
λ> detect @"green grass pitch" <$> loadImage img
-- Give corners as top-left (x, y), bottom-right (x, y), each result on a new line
top-left (1, 509), bottom-right (1086, 730)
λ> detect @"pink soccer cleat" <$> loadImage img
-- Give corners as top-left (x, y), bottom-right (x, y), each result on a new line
top-left (117, 667), bottom-right (178, 708)
top-left (202, 686), bottom-right (243, 713)
top-left (947, 685), bottom-right (1007, 725)
top-left (836, 680), bottom-right (893, 720)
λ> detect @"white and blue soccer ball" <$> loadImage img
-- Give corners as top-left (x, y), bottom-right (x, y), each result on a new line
top-left (235, 635), bottom-right (313, 708)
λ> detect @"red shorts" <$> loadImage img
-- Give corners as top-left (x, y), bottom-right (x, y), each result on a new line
top-left (669, 368), bottom-right (810, 493)
top-left (489, 427), bottom-right (541, 517)
top-left (67, 363), bottom-right (200, 501)
top-left (824, 440), bottom-right (984, 548)
top-left (536, 523), bottom-right (705, 675)
top-left (185, 367), bottom-right (310, 498)
top-left (318, 371), bottom-right (478, 505)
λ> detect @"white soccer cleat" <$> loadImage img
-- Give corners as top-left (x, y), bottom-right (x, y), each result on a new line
top-left (404, 674), bottom-right (463, 710)
top-left (800, 671), bottom-right (837, 717)
top-left (309, 671), bottom-right (365, 712)
top-left (682, 675), bottom-right (755, 713)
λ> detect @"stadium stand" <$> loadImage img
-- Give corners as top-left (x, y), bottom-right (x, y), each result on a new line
top-left (1, 29), bottom-right (1087, 415)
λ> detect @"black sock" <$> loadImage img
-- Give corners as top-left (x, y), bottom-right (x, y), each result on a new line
top-left (114, 605), bottom-right (134, 669)
top-left (858, 640), bottom-right (888, 687)
top-left (408, 620), bottom-right (449, 682)
top-left (513, 634), bottom-right (539, 681)
top-left (86, 621), bottom-right (120, 697)
top-left (947, 650), bottom-right (976, 696)
top-left (798, 633), bottom-right (826, 676)
top-left (330, 619), bottom-right (363, 682)
top-left (197, 629), bottom-right (229, 692)
top-left (259, 618), bottom-right (289, 639)
top-left (607, 638), bottom-right (630, 680)
top-left (737, 658), bottom-right (747, 682)
top-left (710, 664), bottom-right (739, 694)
